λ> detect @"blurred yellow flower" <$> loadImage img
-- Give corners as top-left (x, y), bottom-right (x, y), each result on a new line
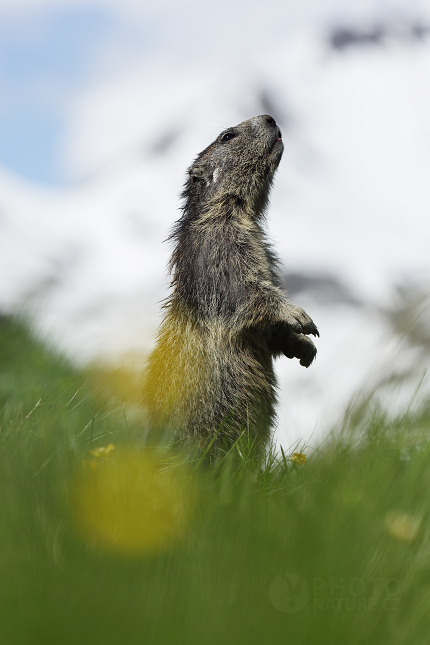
top-left (71, 448), bottom-right (195, 556)
top-left (91, 444), bottom-right (115, 458)
top-left (291, 452), bottom-right (306, 465)
top-left (384, 511), bottom-right (422, 543)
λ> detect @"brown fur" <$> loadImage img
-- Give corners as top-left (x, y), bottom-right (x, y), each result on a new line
top-left (142, 115), bottom-right (318, 450)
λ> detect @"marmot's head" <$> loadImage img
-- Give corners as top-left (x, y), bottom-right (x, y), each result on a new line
top-left (183, 115), bottom-right (283, 217)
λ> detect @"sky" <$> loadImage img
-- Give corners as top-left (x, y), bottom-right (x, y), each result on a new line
top-left (1, 0), bottom-right (429, 185)
top-left (0, 5), bottom-right (118, 183)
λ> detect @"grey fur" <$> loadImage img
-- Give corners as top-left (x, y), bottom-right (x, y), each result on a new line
top-left (142, 115), bottom-right (318, 450)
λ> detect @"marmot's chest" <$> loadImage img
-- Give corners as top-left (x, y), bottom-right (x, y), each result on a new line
top-left (178, 223), bottom-right (273, 317)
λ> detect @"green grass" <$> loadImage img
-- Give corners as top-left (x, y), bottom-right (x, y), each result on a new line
top-left (1, 317), bottom-right (430, 644)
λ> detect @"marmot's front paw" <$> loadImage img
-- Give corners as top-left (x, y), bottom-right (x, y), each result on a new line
top-left (284, 304), bottom-right (319, 337)
top-left (283, 332), bottom-right (317, 368)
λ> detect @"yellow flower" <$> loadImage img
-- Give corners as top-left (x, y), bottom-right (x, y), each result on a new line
top-left (384, 511), bottom-right (422, 543)
top-left (290, 452), bottom-right (306, 465)
top-left (71, 448), bottom-right (195, 556)
top-left (91, 444), bottom-right (115, 458)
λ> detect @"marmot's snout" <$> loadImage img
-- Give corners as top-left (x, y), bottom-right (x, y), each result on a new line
top-left (264, 115), bottom-right (281, 135)
top-left (258, 114), bottom-right (282, 139)
top-left (250, 115), bottom-right (283, 153)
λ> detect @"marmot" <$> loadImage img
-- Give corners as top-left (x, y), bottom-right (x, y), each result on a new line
top-left (142, 115), bottom-right (318, 451)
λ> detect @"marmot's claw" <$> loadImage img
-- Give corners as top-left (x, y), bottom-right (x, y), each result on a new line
top-left (285, 305), bottom-right (319, 338)
top-left (300, 320), bottom-right (319, 337)
top-left (310, 323), bottom-right (319, 338)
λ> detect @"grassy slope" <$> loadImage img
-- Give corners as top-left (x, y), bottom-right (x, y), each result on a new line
top-left (1, 317), bottom-right (430, 644)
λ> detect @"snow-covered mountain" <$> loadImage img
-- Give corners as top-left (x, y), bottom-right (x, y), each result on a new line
top-left (1, 25), bottom-right (430, 448)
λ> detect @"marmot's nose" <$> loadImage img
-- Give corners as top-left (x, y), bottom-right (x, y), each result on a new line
top-left (265, 116), bottom-right (277, 127)
top-left (262, 115), bottom-right (282, 139)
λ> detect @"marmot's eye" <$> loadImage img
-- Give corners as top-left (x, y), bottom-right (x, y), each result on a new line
top-left (220, 132), bottom-right (236, 142)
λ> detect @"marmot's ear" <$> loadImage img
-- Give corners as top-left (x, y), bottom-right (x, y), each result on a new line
top-left (189, 164), bottom-right (212, 184)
